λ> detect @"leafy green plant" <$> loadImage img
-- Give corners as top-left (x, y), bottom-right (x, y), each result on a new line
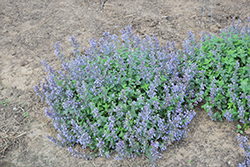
top-left (182, 18), bottom-right (250, 166)
top-left (0, 99), bottom-right (9, 106)
top-left (24, 112), bottom-right (29, 119)
top-left (184, 18), bottom-right (250, 129)
top-left (34, 26), bottom-right (204, 165)
top-left (237, 124), bottom-right (244, 134)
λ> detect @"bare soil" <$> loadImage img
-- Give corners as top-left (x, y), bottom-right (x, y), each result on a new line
top-left (0, 0), bottom-right (250, 166)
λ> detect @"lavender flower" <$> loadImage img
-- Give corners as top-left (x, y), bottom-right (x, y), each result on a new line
top-left (238, 135), bottom-right (250, 167)
top-left (34, 25), bottom-right (204, 166)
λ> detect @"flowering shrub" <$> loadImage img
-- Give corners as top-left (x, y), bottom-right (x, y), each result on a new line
top-left (184, 18), bottom-right (250, 132)
top-left (34, 26), bottom-right (204, 165)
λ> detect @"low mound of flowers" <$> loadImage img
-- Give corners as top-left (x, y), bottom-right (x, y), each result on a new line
top-left (185, 18), bottom-right (250, 132)
top-left (35, 18), bottom-right (250, 166)
top-left (34, 26), bottom-right (204, 165)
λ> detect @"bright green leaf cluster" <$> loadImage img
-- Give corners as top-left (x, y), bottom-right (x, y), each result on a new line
top-left (187, 19), bottom-right (250, 129)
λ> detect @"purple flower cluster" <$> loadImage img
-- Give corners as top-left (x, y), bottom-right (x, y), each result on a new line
top-left (238, 135), bottom-right (250, 167)
top-left (34, 26), bottom-right (204, 165)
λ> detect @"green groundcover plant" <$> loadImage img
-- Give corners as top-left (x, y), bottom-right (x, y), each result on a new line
top-left (34, 26), bottom-right (204, 165)
top-left (182, 18), bottom-right (250, 167)
top-left (184, 18), bottom-right (250, 128)
top-left (34, 17), bottom-right (250, 166)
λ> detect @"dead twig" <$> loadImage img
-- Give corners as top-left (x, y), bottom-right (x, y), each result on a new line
top-left (100, 0), bottom-right (107, 10)
top-left (125, 14), bottom-right (134, 18)
top-left (12, 132), bottom-right (27, 140)
top-left (2, 129), bottom-right (9, 137)
top-left (11, 126), bottom-right (20, 137)
top-left (0, 144), bottom-right (9, 154)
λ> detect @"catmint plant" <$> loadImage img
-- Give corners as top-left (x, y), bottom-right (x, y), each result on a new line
top-left (34, 26), bottom-right (204, 165)
top-left (184, 18), bottom-right (250, 127)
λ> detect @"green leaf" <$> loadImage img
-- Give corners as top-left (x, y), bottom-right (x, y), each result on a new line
top-left (227, 100), bottom-right (234, 109)
top-left (160, 75), bottom-right (168, 82)
top-left (204, 58), bottom-right (212, 65)
top-left (240, 78), bottom-right (250, 94)
top-left (141, 82), bottom-right (149, 91)
top-left (122, 83), bottom-right (127, 89)
top-left (213, 112), bottom-right (223, 121)
top-left (237, 124), bottom-right (242, 129)
top-left (103, 103), bottom-right (110, 111)
top-left (119, 132), bottom-right (124, 139)
top-left (72, 79), bottom-right (76, 85)
top-left (227, 49), bottom-right (236, 55)
top-left (100, 116), bottom-right (107, 122)
top-left (244, 123), bottom-right (250, 131)
top-left (104, 124), bottom-right (109, 130)
top-left (67, 120), bottom-right (71, 125)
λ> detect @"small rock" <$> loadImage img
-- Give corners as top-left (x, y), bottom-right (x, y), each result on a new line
top-left (191, 15), bottom-right (196, 19)
top-left (162, 16), bottom-right (169, 19)
top-left (20, 61), bottom-right (27, 66)
top-left (2, 29), bottom-right (8, 33)
top-left (228, 161), bottom-right (231, 165)
top-left (210, 23), bottom-right (221, 32)
top-left (216, 23), bottom-right (221, 29)
top-left (210, 25), bottom-right (218, 32)
top-left (13, 107), bottom-right (17, 111)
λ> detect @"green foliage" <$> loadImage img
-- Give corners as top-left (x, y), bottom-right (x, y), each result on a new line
top-left (35, 20), bottom-right (250, 166)
top-left (36, 28), bottom-right (203, 165)
top-left (187, 20), bottom-right (250, 132)
top-left (0, 99), bottom-right (9, 106)
top-left (24, 112), bottom-right (29, 119)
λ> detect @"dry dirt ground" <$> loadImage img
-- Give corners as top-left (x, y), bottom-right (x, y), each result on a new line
top-left (0, 0), bottom-right (250, 166)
